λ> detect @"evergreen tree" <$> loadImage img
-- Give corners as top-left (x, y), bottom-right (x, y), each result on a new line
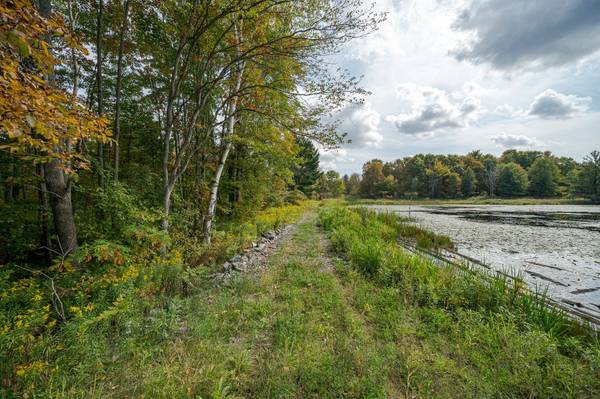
top-left (442, 171), bottom-right (462, 198)
top-left (293, 138), bottom-right (322, 196)
top-left (374, 175), bottom-right (396, 197)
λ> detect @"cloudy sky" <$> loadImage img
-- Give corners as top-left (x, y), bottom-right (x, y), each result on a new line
top-left (321, 0), bottom-right (600, 174)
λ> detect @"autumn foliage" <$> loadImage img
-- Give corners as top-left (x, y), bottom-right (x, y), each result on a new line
top-left (0, 0), bottom-right (109, 172)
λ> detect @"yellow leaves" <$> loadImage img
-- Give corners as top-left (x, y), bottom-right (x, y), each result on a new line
top-left (25, 114), bottom-right (36, 127)
top-left (2, 121), bottom-right (23, 138)
top-left (69, 304), bottom-right (95, 317)
top-left (15, 360), bottom-right (46, 378)
top-left (7, 29), bottom-right (30, 57)
top-left (68, 305), bottom-right (93, 318)
top-left (0, 0), bottom-right (111, 173)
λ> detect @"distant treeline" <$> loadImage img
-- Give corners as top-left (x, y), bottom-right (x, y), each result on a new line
top-left (330, 149), bottom-right (600, 202)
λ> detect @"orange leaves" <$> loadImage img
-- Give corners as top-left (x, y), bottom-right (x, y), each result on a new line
top-left (0, 0), bottom-right (111, 174)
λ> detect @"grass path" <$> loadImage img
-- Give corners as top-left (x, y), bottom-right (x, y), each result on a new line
top-left (46, 209), bottom-right (599, 398)
top-left (84, 211), bottom-right (393, 398)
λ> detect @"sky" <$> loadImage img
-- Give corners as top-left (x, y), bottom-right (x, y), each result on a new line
top-left (320, 0), bottom-right (600, 175)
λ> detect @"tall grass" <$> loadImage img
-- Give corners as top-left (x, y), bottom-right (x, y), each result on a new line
top-left (317, 206), bottom-right (590, 341)
top-left (0, 201), bottom-right (314, 396)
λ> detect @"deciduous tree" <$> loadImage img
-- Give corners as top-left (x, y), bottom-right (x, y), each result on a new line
top-left (497, 162), bottom-right (528, 197)
top-left (529, 157), bottom-right (560, 197)
top-left (0, 0), bottom-right (110, 255)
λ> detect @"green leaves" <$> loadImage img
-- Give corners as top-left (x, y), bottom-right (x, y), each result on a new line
top-left (7, 30), bottom-right (30, 57)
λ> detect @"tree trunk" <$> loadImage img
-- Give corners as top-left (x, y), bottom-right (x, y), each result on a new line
top-left (203, 23), bottom-right (245, 245)
top-left (36, 0), bottom-right (79, 256)
top-left (160, 40), bottom-right (185, 232)
top-left (5, 159), bottom-right (14, 202)
top-left (161, 183), bottom-right (174, 232)
top-left (96, 0), bottom-right (105, 189)
top-left (113, 0), bottom-right (129, 181)
top-left (37, 164), bottom-right (52, 262)
top-left (44, 161), bottom-right (78, 255)
top-left (203, 109), bottom-right (238, 243)
top-left (161, 96), bottom-right (175, 232)
top-left (204, 140), bottom-right (233, 245)
top-left (67, 0), bottom-right (79, 98)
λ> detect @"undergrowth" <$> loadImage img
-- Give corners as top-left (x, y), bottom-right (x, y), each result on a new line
top-left (3, 204), bottom-right (599, 398)
top-left (0, 198), bottom-right (312, 396)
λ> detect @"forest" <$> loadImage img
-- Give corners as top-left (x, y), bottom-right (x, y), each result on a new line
top-left (2, 0), bottom-right (600, 397)
top-left (0, 0), bottom-right (382, 263)
top-left (334, 149), bottom-right (600, 201)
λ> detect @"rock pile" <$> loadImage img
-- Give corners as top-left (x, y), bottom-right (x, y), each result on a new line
top-left (213, 224), bottom-right (294, 282)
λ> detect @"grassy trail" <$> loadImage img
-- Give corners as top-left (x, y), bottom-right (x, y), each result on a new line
top-left (241, 213), bottom-right (390, 397)
top-left (39, 208), bottom-right (600, 398)
top-left (61, 211), bottom-right (392, 398)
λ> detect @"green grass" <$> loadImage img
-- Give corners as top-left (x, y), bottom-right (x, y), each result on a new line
top-left (4, 207), bottom-right (600, 398)
top-left (319, 206), bottom-right (600, 397)
top-left (4, 213), bottom-right (387, 398)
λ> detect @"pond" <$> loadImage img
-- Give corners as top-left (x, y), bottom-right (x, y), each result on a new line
top-left (368, 204), bottom-right (600, 320)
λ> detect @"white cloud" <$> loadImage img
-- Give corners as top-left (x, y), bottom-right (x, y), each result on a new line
top-left (528, 89), bottom-right (591, 119)
top-left (493, 104), bottom-right (518, 117)
top-left (490, 133), bottom-right (542, 148)
top-left (318, 147), bottom-right (355, 171)
top-left (452, 0), bottom-right (600, 71)
top-left (320, 0), bottom-right (599, 175)
top-left (336, 102), bottom-right (383, 147)
top-left (385, 83), bottom-right (481, 135)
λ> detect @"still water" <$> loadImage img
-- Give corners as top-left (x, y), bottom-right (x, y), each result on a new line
top-left (369, 205), bottom-right (600, 319)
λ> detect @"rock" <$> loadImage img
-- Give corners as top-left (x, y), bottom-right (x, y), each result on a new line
top-left (254, 243), bottom-right (266, 252)
top-left (231, 254), bottom-right (243, 263)
top-left (263, 231), bottom-right (276, 240)
top-left (222, 261), bottom-right (232, 271)
top-left (178, 325), bottom-right (189, 334)
top-left (213, 272), bottom-right (227, 281)
top-left (234, 262), bottom-right (247, 272)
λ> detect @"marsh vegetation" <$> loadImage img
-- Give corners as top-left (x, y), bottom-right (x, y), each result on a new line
top-left (369, 204), bottom-right (600, 322)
